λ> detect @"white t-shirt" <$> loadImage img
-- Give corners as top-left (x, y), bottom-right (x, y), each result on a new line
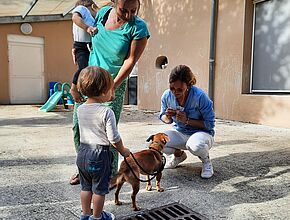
top-left (77, 103), bottom-right (121, 146)
top-left (72, 5), bottom-right (95, 43)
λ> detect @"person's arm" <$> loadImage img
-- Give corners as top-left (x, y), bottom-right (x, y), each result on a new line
top-left (105, 109), bottom-right (130, 157)
top-left (72, 12), bottom-right (97, 35)
top-left (197, 93), bottom-right (215, 130)
top-left (70, 83), bottom-right (84, 103)
top-left (111, 139), bottom-right (130, 157)
top-left (159, 92), bottom-right (174, 124)
top-left (186, 118), bottom-right (205, 128)
top-left (113, 38), bottom-right (148, 89)
top-left (176, 110), bottom-right (206, 129)
top-left (161, 108), bottom-right (176, 124)
top-left (71, 48), bottom-right (76, 65)
top-left (176, 93), bottom-right (215, 130)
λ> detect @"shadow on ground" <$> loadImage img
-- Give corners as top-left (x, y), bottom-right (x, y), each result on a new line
top-left (156, 148), bottom-right (290, 216)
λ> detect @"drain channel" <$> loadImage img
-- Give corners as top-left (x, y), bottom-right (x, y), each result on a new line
top-left (121, 202), bottom-right (208, 220)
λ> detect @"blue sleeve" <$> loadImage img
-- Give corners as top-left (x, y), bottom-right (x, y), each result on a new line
top-left (72, 5), bottom-right (87, 18)
top-left (159, 92), bottom-right (167, 120)
top-left (72, 5), bottom-right (84, 14)
top-left (159, 91), bottom-right (173, 124)
top-left (132, 17), bottom-right (150, 40)
top-left (72, 5), bottom-right (95, 26)
top-left (199, 93), bottom-right (215, 131)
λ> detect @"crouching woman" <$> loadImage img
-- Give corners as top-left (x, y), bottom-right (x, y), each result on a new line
top-left (159, 65), bottom-right (215, 178)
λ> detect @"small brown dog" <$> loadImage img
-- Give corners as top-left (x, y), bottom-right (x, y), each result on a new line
top-left (110, 133), bottom-right (169, 211)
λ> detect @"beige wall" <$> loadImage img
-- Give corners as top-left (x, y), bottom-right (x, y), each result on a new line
top-left (139, 0), bottom-right (290, 128)
top-left (214, 0), bottom-right (290, 128)
top-left (0, 20), bottom-right (75, 104)
top-left (138, 0), bottom-right (211, 111)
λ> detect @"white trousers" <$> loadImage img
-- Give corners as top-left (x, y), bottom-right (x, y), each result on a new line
top-left (163, 130), bottom-right (214, 160)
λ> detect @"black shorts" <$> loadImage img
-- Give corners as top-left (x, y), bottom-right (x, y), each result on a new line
top-left (76, 143), bottom-right (113, 195)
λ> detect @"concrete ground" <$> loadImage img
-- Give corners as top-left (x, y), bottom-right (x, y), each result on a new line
top-left (0, 105), bottom-right (290, 220)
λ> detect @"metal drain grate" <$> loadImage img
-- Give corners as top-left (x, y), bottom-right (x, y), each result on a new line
top-left (120, 202), bottom-right (208, 220)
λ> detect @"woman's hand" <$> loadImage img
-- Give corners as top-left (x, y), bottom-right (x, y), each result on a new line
top-left (108, 86), bottom-right (116, 101)
top-left (86, 26), bottom-right (98, 36)
top-left (109, 93), bottom-right (115, 101)
top-left (165, 107), bottom-right (176, 120)
top-left (176, 110), bottom-right (187, 124)
top-left (70, 84), bottom-right (84, 103)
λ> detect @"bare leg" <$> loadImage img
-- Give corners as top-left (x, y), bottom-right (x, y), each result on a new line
top-left (146, 175), bottom-right (152, 191)
top-left (156, 172), bottom-right (164, 192)
top-left (115, 181), bottom-right (125, 205)
top-left (80, 191), bottom-right (92, 215)
top-left (92, 194), bottom-right (105, 218)
top-left (131, 182), bottom-right (140, 211)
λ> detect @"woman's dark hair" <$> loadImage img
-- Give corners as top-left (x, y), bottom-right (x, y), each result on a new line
top-left (169, 65), bottom-right (197, 86)
top-left (114, 0), bottom-right (141, 15)
top-left (75, 0), bottom-right (95, 7)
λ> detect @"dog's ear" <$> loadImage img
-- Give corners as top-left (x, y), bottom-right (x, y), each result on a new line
top-left (162, 134), bottom-right (170, 144)
top-left (164, 136), bottom-right (170, 143)
top-left (146, 135), bottom-right (154, 142)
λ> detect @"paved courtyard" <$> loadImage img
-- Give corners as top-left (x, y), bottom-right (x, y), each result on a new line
top-left (0, 105), bottom-right (290, 219)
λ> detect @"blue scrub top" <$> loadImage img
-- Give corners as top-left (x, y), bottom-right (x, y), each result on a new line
top-left (160, 86), bottom-right (215, 136)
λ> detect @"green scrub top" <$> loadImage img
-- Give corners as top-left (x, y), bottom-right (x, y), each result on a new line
top-left (88, 6), bottom-right (150, 78)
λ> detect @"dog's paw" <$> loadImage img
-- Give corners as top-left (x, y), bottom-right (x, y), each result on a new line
top-left (133, 206), bottom-right (141, 211)
top-left (156, 187), bottom-right (164, 192)
top-left (146, 185), bottom-right (152, 191)
top-left (115, 201), bottom-right (122, 206)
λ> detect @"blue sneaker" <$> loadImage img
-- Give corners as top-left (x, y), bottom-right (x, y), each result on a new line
top-left (80, 214), bottom-right (90, 220)
top-left (101, 211), bottom-right (115, 220)
top-left (88, 211), bottom-right (115, 220)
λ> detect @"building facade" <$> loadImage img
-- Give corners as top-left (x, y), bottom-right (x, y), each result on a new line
top-left (138, 0), bottom-right (290, 128)
top-left (1, 0), bottom-right (290, 128)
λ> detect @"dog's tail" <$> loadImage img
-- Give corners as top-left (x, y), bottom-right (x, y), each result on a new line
top-left (109, 173), bottom-right (121, 190)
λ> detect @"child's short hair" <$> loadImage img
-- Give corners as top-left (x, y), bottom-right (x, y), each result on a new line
top-left (77, 66), bottom-right (114, 97)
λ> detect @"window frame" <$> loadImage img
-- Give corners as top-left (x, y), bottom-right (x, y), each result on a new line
top-left (250, 0), bottom-right (290, 93)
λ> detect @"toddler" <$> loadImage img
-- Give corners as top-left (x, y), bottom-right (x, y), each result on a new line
top-left (76, 66), bottom-right (130, 220)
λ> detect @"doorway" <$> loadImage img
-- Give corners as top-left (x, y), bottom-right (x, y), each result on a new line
top-left (8, 35), bottom-right (45, 104)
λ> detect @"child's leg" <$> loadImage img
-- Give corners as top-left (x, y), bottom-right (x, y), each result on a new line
top-left (80, 190), bottom-right (93, 215)
top-left (92, 194), bottom-right (105, 218)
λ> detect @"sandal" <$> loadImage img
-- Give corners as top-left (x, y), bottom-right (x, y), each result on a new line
top-left (69, 173), bottom-right (80, 185)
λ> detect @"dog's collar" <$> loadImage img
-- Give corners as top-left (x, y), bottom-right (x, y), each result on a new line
top-left (152, 140), bottom-right (166, 145)
top-left (149, 145), bottom-right (163, 155)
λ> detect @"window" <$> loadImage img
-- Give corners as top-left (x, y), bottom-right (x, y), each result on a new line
top-left (251, 0), bottom-right (290, 92)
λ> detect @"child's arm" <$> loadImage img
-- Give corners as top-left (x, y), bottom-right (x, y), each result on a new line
top-left (111, 139), bottom-right (130, 157)
top-left (105, 109), bottom-right (130, 157)
top-left (72, 12), bottom-right (97, 36)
